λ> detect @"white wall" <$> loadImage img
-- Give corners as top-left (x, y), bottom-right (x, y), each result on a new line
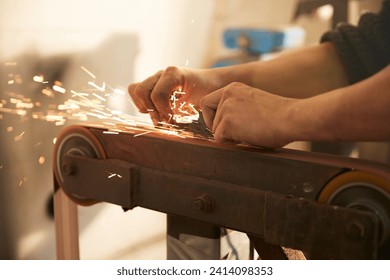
top-left (0, 0), bottom-right (215, 81)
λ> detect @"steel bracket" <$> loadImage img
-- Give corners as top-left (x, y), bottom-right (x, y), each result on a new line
top-left (61, 153), bottom-right (379, 259)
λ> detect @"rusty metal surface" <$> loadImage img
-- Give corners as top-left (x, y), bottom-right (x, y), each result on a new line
top-left (88, 127), bottom-right (345, 200)
top-left (263, 193), bottom-right (378, 259)
top-left (54, 124), bottom-right (390, 259)
top-left (61, 152), bottom-right (378, 259)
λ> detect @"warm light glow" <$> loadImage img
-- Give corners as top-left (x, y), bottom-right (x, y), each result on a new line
top-left (317, 4), bottom-right (334, 20)
top-left (38, 156), bottom-right (45, 165)
top-left (33, 75), bottom-right (45, 83)
top-left (53, 85), bottom-right (66, 94)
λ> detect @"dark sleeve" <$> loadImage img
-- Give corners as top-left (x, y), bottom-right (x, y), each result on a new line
top-left (320, 0), bottom-right (390, 84)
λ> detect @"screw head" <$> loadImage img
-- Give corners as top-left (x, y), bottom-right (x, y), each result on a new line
top-left (194, 198), bottom-right (205, 210)
top-left (62, 162), bottom-right (75, 176)
top-left (193, 194), bottom-right (213, 212)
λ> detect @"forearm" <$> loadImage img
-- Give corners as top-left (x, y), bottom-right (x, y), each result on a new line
top-left (203, 42), bottom-right (349, 98)
top-left (286, 65), bottom-right (390, 143)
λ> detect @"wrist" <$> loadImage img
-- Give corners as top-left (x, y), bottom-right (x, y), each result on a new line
top-left (282, 96), bottom-right (337, 143)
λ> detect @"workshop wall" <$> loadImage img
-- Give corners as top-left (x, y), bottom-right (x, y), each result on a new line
top-left (0, 0), bottom-right (217, 260)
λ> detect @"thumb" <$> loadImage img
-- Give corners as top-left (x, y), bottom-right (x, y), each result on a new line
top-left (200, 89), bottom-right (222, 130)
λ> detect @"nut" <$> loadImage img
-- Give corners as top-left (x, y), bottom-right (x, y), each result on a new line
top-left (194, 194), bottom-right (213, 212)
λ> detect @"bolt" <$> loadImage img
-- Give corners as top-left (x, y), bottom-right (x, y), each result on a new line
top-left (347, 222), bottom-right (365, 240)
top-left (62, 162), bottom-right (75, 176)
top-left (194, 194), bottom-right (213, 212)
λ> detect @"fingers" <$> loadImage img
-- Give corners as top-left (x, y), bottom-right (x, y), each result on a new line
top-left (200, 88), bottom-right (223, 130)
top-left (128, 71), bottom-right (162, 124)
top-left (151, 67), bottom-right (183, 121)
top-left (128, 67), bottom-right (184, 125)
top-left (200, 82), bottom-right (248, 144)
top-left (201, 83), bottom-right (239, 133)
top-left (128, 82), bottom-right (147, 113)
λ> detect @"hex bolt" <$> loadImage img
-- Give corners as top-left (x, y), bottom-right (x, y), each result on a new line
top-left (194, 194), bottom-right (213, 212)
top-left (346, 222), bottom-right (365, 240)
top-left (62, 162), bottom-right (75, 176)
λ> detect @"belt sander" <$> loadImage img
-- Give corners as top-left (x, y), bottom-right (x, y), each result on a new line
top-left (53, 124), bottom-right (390, 259)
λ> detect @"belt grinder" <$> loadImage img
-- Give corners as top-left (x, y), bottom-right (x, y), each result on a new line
top-left (53, 124), bottom-right (390, 259)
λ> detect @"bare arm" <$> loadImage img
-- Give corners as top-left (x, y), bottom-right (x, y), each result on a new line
top-left (128, 42), bottom-right (349, 123)
top-left (204, 42), bottom-right (349, 98)
top-left (200, 65), bottom-right (390, 148)
top-left (288, 64), bottom-right (390, 143)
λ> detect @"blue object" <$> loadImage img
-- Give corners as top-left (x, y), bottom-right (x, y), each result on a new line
top-left (223, 28), bottom-right (285, 54)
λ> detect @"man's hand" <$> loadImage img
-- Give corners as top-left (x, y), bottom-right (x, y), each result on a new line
top-left (201, 82), bottom-right (295, 148)
top-left (128, 67), bottom-right (217, 125)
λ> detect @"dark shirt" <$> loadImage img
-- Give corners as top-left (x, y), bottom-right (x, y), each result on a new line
top-left (321, 0), bottom-right (390, 84)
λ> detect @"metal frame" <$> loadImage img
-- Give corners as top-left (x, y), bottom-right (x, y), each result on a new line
top-left (53, 125), bottom-right (389, 259)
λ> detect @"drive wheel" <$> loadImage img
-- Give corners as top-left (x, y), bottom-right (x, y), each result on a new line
top-left (53, 125), bottom-right (106, 206)
top-left (318, 171), bottom-right (390, 258)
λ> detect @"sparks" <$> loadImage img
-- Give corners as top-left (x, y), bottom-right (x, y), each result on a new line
top-left (18, 176), bottom-right (27, 187)
top-left (188, 103), bottom-right (199, 114)
top-left (16, 102), bottom-right (34, 109)
top-left (89, 81), bottom-right (106, 92)
top-left (71, 90), bottom-right (89, 97)
top-left (106, 172), bottom-right (123, 179)
top-left (172, 91), bottom-right (186, 95)
top-left (81, 66), bottom-right (96, 79)
top-left (42, 88), bottom-right (54, 97)
top-left (33, 75), bottom-right (45, 83)
top-left (110, 110), bottom-right (122, 115)
top-left (179, 101), bottom-right (187, 109)
top-left (45, 115), bottom-right (65, 122)
top-left (55, 120), bottom-right (65, 126)
top-left (0, 64), bottom-right (211, 194)
top-left (17, 109), bottom-right (27, 116)
top-left (103, 131), bottom-right (119, 135)
top-left (92, 93), bottom-right (106, 102)
top-left (53, 85), bottom-right (66, 94)
top-left (133, 131), bottom-right (152, 137)
top-left (58, 103), bottom-right (80, 110)
top-left (14, 131), bottom-right (25, 142)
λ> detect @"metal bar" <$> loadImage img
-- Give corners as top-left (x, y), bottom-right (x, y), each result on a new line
top-left (167, 215), bottom-right (221, 260)
top-left (89, 127), bottom-right (345, 201)
top-left (61, 154), bottom-right (379, 259)
top-left (53, 125), bottom-right (390, 259)
top-left (53, 178), bottom-right (80, 260)
top-left (247, 235), bottom-right (288, 260)
top-left (263, 192), bottom-right (378, 259)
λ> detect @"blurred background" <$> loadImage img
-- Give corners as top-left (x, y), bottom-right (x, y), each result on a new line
top-left (0, 0), bottom-right (383, 260)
